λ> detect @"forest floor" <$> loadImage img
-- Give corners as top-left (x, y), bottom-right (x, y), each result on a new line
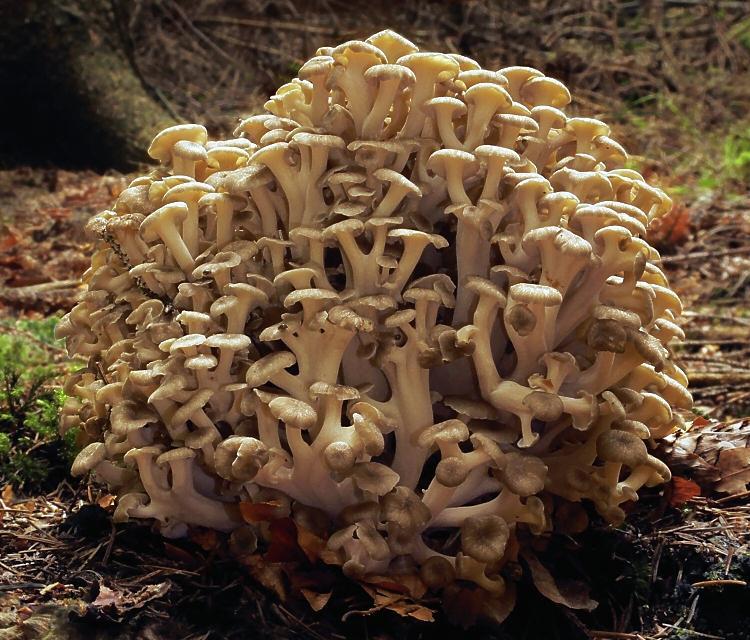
top-left (0, 167), bottom-right (749, 639)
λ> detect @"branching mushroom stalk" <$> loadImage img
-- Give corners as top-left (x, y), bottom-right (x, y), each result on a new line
top-left (60, 30), bottom-right (689, 622)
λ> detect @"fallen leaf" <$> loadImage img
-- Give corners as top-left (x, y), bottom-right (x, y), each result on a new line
top-left (39, 582), bottom-right (64, 596)
top-left (385, 600), bottom-right (434, 622)
top-left (362, 573), bottom-right (428, 600)
top-left (163, 542), bottom-right (200, 566)
top-left (97, 494), bottom-right (116, 509)
top-left (242, 555), bottom-right (287, 601)
top-left (189, 528), bottom-right (220, 551)
top-left (716, 448), bottom-right (750, 494)
top-left (2, 484), bottom-right (15, 504)
top-left (90, 582), bottom-right (170, 618)
top-left (265, 518), bottom-right (307, 563)
top-left (239, 500), bottom-right (284, 523)
top-left (523, 552), bottom-right (597, 611)
top-left (296, 524), bottom-right (327, 562)
top-left (300, 588), bottom-right (332, 612)
top-left (669, 476), bottom-right (701, 506)
top-left (442, 583), bottom-right (485, 628)
top-left (92, 585), bottom-right (120, 609)
top-left (0, 226), bottom-right (20, 251)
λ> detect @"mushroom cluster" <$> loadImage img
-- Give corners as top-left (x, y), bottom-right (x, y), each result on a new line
top-left (58, 30), bottom-right (691, 618)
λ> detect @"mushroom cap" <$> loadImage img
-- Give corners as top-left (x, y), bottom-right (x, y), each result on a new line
top-left (324, 441), bottom-right (358, 472)
top-left (520, 76), bottom-right (571, 108)
top-left (435, 456), bottom-right (471, 487)
top-left (461, 514), bottom-right (510, 563)
top-left (291, 131), bottom-right (346, 150)
top-left (420, 556), bottom-right (456, 589)
top-left (500, 452), bottom-right (548, 496)
top-left (424, 96), bottom-right (468, 117)
top-left (245, 352), bottom-right (297, 387)
top-left (509, 283), bottom-right (563, 306)
top-left (71, 442), bottom-right (107, 476)
top-left (596, 429), bottom-right (649, 468)
top-left (214, 437), bottom-right (267, 482)
top-left (309, 381), bottom-right (360, 401)
top-left (139, 202), bottom-right (188, 242)
top-left (427, 148), bottom-right (479, 177)
top-left (443, 396), bottom-right (498, 420)
top-left (475, 144), bottom-right (521, 164)
top-left (162, 180), bottom-right (214, 204)
top-left (148, 124), bottom-right (208, 163)
top-left (397, 51), bottom-right (460, 80)
top-left (156, 447), bottom-right (196, 466)
top-left (351, 462), bottom-right (400, 495)
top-left (381, 486), bottom-right (430, 532)
top-left (565, 116), bottom-right (611, 140)
top-left (523, 390), bottom-right (564, 422)
top-left (373, 168), bottom-right (421, 195)
top-left (366, 29), bottom-right (418, 63)
top-left (416, 419), bottom-right (470, 448)
top-left (298, 55), bottom-right (335, 80)
top-left (268, 396), bottom-right (318, 430)
top-left (332, 39), bottom-right (387, 65)
top-left (464, 82), bottom-right (513, 110)
top-left (185, 353), bottom-right (218, 370)
top-left (204, 333), bottom-right (252, 351)
top-left (364, 63), bottom-right (416, 85)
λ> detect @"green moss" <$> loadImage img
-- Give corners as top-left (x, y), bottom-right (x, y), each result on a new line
top-left (0, 317), bottom-right (79, 491)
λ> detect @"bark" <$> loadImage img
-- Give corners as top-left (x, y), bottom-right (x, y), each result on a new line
top-left (0, 0), bottom-right (175, 170)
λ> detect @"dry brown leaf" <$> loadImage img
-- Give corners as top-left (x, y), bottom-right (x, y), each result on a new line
top-left (163, 542), bottom-right (199, 566)
top-left (2, 484), bottom-right (15, 504)
top-left (90, 582), bottom-right (170, 617)
top-left (265, 518), bottom-right (307, 563)
top-left (300, 588), bottom-right (332, 612)
top-left (523, 552), bottom-right (597, 611)
top-left (385, 600), bottom-right (435, 622)
top-left (362, 573), bottom-right (428, 600)
top-left (358, 584), bottom-right (435, 622)
top-left (296, 524), bottom-right (327, 562)
top-left (242, 555), bottom-right (287, 601)
top-left (239, 500), bottom-right (284, 523)
top-left (716, 448), bottom-right (750, 494)
top-left (188, 528), bottom-right (220, 551)
top-left (97, 494), bottom-right (116, 509)
top-left (669, 476), bottom-right (702, 506)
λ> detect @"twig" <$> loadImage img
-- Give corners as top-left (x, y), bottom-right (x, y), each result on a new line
top-left (0, 279), bottom-right (80, 295)
top-left (691, 579), bottom-right (747, 588)
top-left (660, 246), bottom-right (750, 264)
top-left (659, 623), bottom-right (724, 639)
top-left (193, 16), bottom-right (337, 35)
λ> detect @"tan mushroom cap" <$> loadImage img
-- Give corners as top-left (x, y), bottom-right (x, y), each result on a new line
top-left (366, 29), bottom-right (418, 63)
top-left (397, 51), bottom-right (460, 81)
top-left (500, 452), bottom-right (548, 496)
top-left (416, 419), bottom-right (470, 448)
top-left (71, 442), bottom-right (107, 476)
top-left (245, 352), bottom-right (297, 387)
top-left (520, 76), bottom-right (571, 108)
top-left (596, 429), bottom-right (649, 468)
top-left (461, 514), bottom-right (510, 563)
top-left (269, 396), bottom-right (318, 429)
top-left (309, 381), bottom-right (360, 402)
top-left (420, 555), bottom-right (456, 589)
top-left (499, 66), bottom-right (545, 98)
top-left (509, 283), bottom-right (563, 306)
top-left (148, 124), bottom-right (208, 164)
